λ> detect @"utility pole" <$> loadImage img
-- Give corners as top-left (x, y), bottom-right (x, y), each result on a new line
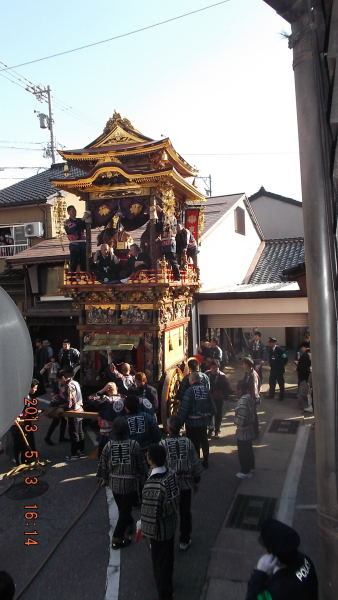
top-left (263, 2), bottom-right (338, 599)
top-left (29, 84), bottom-right (56, 164)
top-left (193, 174), bottom-right (212, 197)
top-left (46, 86), bottom-right (56, 164)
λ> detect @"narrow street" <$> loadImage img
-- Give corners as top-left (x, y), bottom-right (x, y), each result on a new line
top-left (0, 363), bottom-right (318, 600)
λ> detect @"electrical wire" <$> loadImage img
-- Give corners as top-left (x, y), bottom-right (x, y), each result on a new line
top-left (0, 140), bottom-right (44, 145)
top-left (184, 151), bottom-right (298, 156)
top-left (0, 59), bottom-right (42, 91)
top-left (0, 0), bottom-right (231, 71)
top-left (0, 70), bottom-right (28, 92)
top-left (0, 58), bottom-right (101, 128)
top-left (0, 146), bottom-right (42, 151)
top-left (0, 166), bottom-right (46, 169)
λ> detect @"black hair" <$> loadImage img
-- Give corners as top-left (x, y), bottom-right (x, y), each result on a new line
top-left (31, 378), bottom-right (39, 387)
top-left (167, 415), bottom-right (182, 436)
top-left (58, 368), bottom-right (73, 379)
top-left (112, 416), bottom-right (129, 440)
top-left (125, 394), bottom-right (139, 414)
top-left (0, 572), bottom-right (15, 600)
top-left (67, 205), bottom-right (76, 212)
top-left (211, 338), bottom-right (219, 344)
top-left (189, 371), bottom-right (202, 384)
top-left (187, 358), bottom-right (199, 371)
top-left (62, 339), bottom-right (70, 344)
top-left (147, 443), bottom-right (166, 467)
top-left (254, 331), bottom-right (261, 337)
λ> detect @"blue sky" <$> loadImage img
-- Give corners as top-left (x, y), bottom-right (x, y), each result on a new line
top-left (0, 0), bottom-right (301, 200)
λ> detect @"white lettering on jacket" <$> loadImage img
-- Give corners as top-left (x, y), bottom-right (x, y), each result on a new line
top-left (295, 557), bottom-right (311, 582)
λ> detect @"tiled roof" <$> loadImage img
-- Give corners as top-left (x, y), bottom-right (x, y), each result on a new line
top-left (202, 194), bottom-right (244, 235)
top-left (248, 186), bottom-right (301, 207)
top-left (6, 228), bottom-right (144, 265)
top-left (0, 163), bottom-right (86, 207)
top-left (249, 238), bottom-right (305, 284)
top-left (6, 234), bottom-right (71, 264)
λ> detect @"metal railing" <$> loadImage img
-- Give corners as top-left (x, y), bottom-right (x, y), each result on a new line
top-left (0, 243), bottom-right (28, 257)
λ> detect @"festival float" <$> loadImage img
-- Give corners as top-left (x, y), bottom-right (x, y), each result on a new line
top-left (52, 112), bottom-right (205, 421)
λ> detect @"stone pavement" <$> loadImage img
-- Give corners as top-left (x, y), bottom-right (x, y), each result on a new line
top-left (201, 365), bottom-right (318, 600)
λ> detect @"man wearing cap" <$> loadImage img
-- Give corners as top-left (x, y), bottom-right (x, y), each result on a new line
top-left (246, 518), bottom-right (318, 599)
top-left (267, 338), bottom-right (288, 401)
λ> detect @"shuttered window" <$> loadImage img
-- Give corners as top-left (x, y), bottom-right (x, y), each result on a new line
top-left (234, 206), bottom-right (245, 235)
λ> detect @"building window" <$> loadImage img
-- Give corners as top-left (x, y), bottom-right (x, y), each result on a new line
top-left (0, 225), bottom-right (29, 256)
top-left (234, 206), bottom-right (246, 235)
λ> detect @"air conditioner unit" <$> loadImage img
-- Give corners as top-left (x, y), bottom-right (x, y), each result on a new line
top-left (24, 222), bottom-right (44, 237)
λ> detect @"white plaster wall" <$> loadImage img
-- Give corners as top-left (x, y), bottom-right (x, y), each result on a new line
top-left (199, 297), bottom-right (309, 315)
top-left (199, 197), bottom-right (261, 291)
top-left (251, 196), bottom-right (303, 239)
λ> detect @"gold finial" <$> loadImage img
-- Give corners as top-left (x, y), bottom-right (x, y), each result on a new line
top-left (103, 110), bottom-right (133, 134)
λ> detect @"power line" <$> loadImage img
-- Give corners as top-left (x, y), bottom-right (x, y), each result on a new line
top-left (0, 1), bottom-right (231, 71)
top-left (0, 166), bottom-right (46, 169)
top-left (0, 58), bottom-right (101, 129)
top-left (0, 146), bottom-right (43, 151)
top-left (184, 151), bottom-right (298, 156)
top-left (0, 70), bottom-right (28, 92)
top-left (0, 140), bottom-right (44, 145)
top-left (0, 59), bottom-right (40, 90)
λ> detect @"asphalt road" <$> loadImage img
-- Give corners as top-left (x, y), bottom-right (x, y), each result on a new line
top-left (0, 398), bottom-right (242, 600)
top-left (0, 362), bottom-right (301, 600)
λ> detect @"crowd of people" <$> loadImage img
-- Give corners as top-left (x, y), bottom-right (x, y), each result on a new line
top-left (5, 330), bottom-right (317, 600)
top-left (64, 205), bottom-right (198, 283)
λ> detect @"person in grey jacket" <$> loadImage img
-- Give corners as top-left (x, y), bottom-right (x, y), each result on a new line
top-left (97, 417), bottom-right (147, 549)
top-left (160, 415), bottom-right (203, 551)
top-left (141, 444), bottom-right (180, 600)
top-left (234, 380), bottom-right (256, 479)
top-left (176, 358), bottom-right (210, 402)
top-left (178, 372), bottom-right (215, 468)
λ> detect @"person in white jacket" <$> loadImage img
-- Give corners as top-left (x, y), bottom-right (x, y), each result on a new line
top-left (234, 381), bottom-right (256, 479)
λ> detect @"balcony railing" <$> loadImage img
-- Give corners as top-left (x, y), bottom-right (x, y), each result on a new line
top-left (0, 243), bottom-right (28, 257)
top-left (63, 264), bottom-right (199, 287)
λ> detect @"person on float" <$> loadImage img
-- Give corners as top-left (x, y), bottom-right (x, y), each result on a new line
top-left (91, 243), bottom-right (120, 283)
top-left (64, 205), bottom-right (87, 272)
